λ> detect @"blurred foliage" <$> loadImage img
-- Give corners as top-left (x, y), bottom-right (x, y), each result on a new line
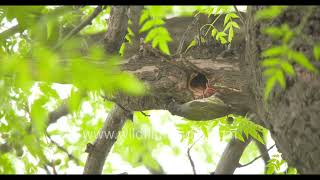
top-left (0, 5), bottom-right (300, 174)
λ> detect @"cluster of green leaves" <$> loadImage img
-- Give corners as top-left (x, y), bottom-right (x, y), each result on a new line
top-left (256, 6), bottom-right (320, 99)
top-left (0, 6), bottom-right (145, 173)
top-left (112, 111), bottom-right (171, 173)
top-left (139, 6), bottom-right (173, 55)
top-left (187, 6), bottom-right (241, 52)
top-left (176, 115), bottom-right (267, 145)
top-left (266, 154), bottom-right (298, 174)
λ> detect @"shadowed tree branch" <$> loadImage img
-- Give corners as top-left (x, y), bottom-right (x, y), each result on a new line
top-left (212, 136), bottom-right (251, 174)
top-left (83, 105), bottom-right (131, 174)
top-left (55, 6), bottom-right (104, 49)
top-left (83, 6), bottom-right (131, 174)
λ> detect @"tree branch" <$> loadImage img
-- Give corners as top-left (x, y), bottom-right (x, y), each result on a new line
top-left (254, 137), bottom-right (271, 173)
top-left (45, 131), bottom-right (81, 165)
top-left (103, 6), bottom-right (129, 54)
top-left (55, 6), bottom-right (104, 49)
top-left (187, 135), bottom-right (203, 174)
top-left (213, 136), bottom-right (251, 174)
top-left (83, 105), bottom-right (131, 174)
top-left (48, 102), bottom-right (69, 125)
top-left (238, 144), bottom-right (275, 168)
top-left (0, 25), bottom-right (21, 41)
top-left (233, 6), bottom-right (245, 25)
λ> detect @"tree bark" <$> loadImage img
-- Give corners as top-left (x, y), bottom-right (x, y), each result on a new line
top-left (83, 105), bottom-right (131, 174)
top-left (246, 6), bottom-right (320, 174)
top-left (214, 137), bottom-right (251, 174)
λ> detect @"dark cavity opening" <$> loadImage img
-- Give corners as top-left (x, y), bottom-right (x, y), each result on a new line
top-left (189, 73), bottom-right (208, 91)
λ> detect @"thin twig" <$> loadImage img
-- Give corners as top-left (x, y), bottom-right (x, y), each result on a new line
top-left (238, 144), bottom-right (276, 168)
top-left (174, 15), bottom-right (200, 56)
top-left (45, 132), bottom-right (81, 165)
top-left (101, 95), bottom-right (131, 113)
top-left (139, 111), bottom-right (150, 117)
top-left (233, 6), bottom-right (245, 25)
top-left (187, 135), bottom-right (204, 174)
top-left (54, 6), bottom-right (104, 49)
top-left (43, 165), bottom-right (52, 174)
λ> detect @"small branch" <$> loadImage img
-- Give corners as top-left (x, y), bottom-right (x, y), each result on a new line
top-left (45, 132), bottom-right (81, 166)
top-left (187, 135), bottom-right (203, 175)
top-left (233, 6), bottom-right (245, 25)
top-left (254, 137), bottom-right (271, 173)
top-left (0, 25), bottom-right (21, 41)
top-left (55, 6), bottom-right (103, 49)
top-left (139, 111), bottom-right (150, 117)
top-left (48, 102), bottom-right (69, 125)
top-left (238, 144), bottom-right (276, 168)
top-left (43, 164), bottom-right (52, 174)
top-left (175, 15), bottom-right (199, 56)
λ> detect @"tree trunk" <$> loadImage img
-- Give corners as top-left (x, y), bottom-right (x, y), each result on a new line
top-left (246, 6), bottom-right (320, 174)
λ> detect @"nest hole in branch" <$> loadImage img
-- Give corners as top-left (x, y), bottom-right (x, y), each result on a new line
top-left (189, 73), bottom-right (209, 92)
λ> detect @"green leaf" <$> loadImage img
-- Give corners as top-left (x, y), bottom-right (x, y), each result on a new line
top-left (224, 13), bottom-right (231, 26)
top-left (186, 40), bottom-right (196, 52)
top-left (140, 20), bottom-right (154, 33)
top-left (201, 126), bottom-right (208, 138)
top-left (261, 45), bottom-right (287, 57)
top-left (288, 51), bottom-right (317, 73)
top-left (229, 12), bottom-right (239, 19)
top-left (216, 31), bottom-right (227, 41)
top-left (280, 61), bottom-right (295, 76)
top-left (220, 36), bottom-right (227, 44)
top-left (313, 44), bottom-right (320, 61)
top-left (255, 6), bottom-right (288, 21)
top-left (264, 75), bottom-right (277, 100)
top-left (231, 21), bottom-right (240, 29)
top-left (139, 9), bottom-right (149, 25)
top-left (263, 68), bottom-right (278, 77)
top-left (145, 28), bottom-right (158, 43)
top-left (287, 167), bottom-right (298, 174)
top-left (159, 41), bottom-right (170, 55)
top-left (223, 22), bottom-right (232, 32)
top-left (261, 58), bottom-right (282, 67)
top-left (30, 97), bottom-right (48, 136)
top-left (228, 26), bottom-right (234, 42)
top-left (211, 28), bottom-right (218, 38)
top-left (235, 131), bottom-right (245, 142)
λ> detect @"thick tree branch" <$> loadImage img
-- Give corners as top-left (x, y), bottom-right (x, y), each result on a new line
top-left (213, 137), bottom-right (251, 174)
top-left (104, 6), bottom-right (129, 54)
top-left (83, 105), bottom-right (131, 174)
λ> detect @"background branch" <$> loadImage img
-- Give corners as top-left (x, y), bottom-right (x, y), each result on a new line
top-left (213, 136), bottom-right (251, 174)
top-left (238, 144), bottom-right (275, 168)
top-left (55, 6), bottom-right (104, 49)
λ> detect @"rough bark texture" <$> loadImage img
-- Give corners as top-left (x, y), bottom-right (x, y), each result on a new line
top-left (104, 6), bottom-right (129, 54)
top-left (83, 105), bottom-right (131, 174)
top-left (83, 6), bottom-right (132, 174)
top-left (246, 6), bottom-right (320, 174)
